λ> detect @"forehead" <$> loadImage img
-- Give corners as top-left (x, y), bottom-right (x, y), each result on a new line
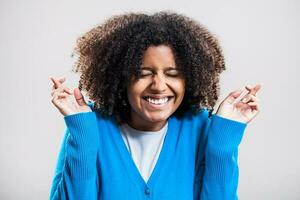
top-left (142, 45), bottom-right (176, 68)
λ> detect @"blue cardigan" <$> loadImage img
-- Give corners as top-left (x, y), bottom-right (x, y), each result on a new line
top-left (49, 103), bottom-right (247, 200)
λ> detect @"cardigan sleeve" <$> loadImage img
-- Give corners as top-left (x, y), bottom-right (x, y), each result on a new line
top-left (49, 111), bottom-right (100, 200)
top-left (195, 113), bottom-right (247, 200)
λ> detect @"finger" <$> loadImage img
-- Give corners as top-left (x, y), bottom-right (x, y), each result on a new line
top-left (246, 83), bottom-right (262, 96)
top-left (51, 78), bottom-right (66, 90)
top-left (52, 92), bottom-right (66, 106)
top-left (63, 87), bottom-right (73, 95)
top-left (50, 76), bottom-right (66, 89)
top-left (235, 101), bottom-right (248, 109)
top-left (248, 102), bottom-right (260, 115)
top-left (248, 101), bottom-right (258, 108)
top-left (51, 88), bottom-right (61, 97)
top-left (57, 93), bottom-right (69, 99)
top-left (238, 101), bottom-right (260, 121)
top-left (51, 87), bottom-right (73, 97)
top-left (74, 88), bottom-right (87, 106)
top-left (232, 89), bottom-right (250, 104)
top-left (52, 80), bottom-right (66, 90)
top-left (51, 93), bottom-right (59, 105)
top-left (56, 77), bottom-right (66, 88)
top-left (50, 77), bottom-right (62, 89)
top-left (59, 76), bottom-right (66, 83)
top-left (51, 87), bottom-right (59, 96)
top-left (225, 88), bottom-right (245, 104)
top-left (234, 91), bottom-right (260, 112)
top-left (248, 101), bottom-right (259, 108)
top-left (242, 94), bottom-right (260, 104)
top-left (230, 88), bottom-right (245, 98)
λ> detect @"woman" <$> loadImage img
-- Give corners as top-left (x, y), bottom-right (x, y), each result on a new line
top-left (49, 11), bottom-right (261, 200)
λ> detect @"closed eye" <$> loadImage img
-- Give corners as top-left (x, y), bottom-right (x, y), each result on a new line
top-left (166, 69), bottom-right (180, 77)
top-left (140, 69), bottom-right (153, 77)
top-left (138, 67), bottom-right (181, 78)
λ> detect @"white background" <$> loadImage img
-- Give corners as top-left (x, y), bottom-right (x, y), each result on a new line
top-left (0, 0), bottom-right (299, 199)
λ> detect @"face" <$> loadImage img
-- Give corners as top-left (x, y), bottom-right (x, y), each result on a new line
top-left (126, 45), bottom-right (185, 131)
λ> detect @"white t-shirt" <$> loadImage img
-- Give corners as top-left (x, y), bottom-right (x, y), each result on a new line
top-left (119, 122), bottom-right (168, 182)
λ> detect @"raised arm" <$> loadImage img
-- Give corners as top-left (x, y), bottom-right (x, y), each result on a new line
top-left (195, 114), bottom-right (247, 199)
top-left (49, 112), bottom-right (100, 200)
top-left (195, 84), bottom-right (261, 199)
top-left (49, 76), bottom-right (100, 199)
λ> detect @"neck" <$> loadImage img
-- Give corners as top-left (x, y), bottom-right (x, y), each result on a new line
top-left (127, 114), bottom-right (167, 132)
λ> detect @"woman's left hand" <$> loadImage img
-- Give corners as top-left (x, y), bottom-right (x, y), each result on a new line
top-left (215, 84), bottom-right (262, 124)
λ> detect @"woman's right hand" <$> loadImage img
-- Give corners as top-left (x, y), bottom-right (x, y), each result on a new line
top-left (50, 76), bottom-right (92, 116)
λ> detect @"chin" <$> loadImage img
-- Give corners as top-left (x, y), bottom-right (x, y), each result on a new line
top-left (143, 112), bottom-right (171, 123)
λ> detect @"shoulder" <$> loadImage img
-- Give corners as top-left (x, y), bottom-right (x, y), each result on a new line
top-left (86, 101), bottom-right (118, 124)
top-left (175, 107), bottom-right (211, 124)
top-left (171, 108), bottom-right (212, 137)
top-left (169, 108), bottom-right (211, 150)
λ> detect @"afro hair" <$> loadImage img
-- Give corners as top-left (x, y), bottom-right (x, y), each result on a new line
top-left (72, 11), bottom-right (226, 123)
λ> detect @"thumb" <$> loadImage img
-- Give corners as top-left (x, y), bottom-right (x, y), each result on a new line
top-left (74, 88), bottom-right (87, 106)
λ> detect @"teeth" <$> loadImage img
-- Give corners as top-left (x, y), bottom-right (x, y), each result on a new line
top-left (146, 97), bottom-right (169, 105)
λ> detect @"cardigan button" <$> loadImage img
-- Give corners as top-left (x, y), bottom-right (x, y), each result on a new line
top-left (145, 188), bottom-right (150, 195)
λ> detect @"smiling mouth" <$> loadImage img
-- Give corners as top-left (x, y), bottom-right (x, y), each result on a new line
top-left (142, 96), bottom-right (174, 105)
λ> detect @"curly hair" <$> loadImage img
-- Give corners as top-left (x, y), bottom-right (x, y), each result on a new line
top-left (72, 11), bottom-right (226, 123)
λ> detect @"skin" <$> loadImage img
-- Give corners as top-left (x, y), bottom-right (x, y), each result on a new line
top-left (216, 84), bottom-right (262, 123)
top-left (50, 77), bottom-right (91, 116)
top-left (126, 45), bottom-right (185, 131)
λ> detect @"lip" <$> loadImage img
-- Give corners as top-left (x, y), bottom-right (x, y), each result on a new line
top-left (142, 95), bottom-right (174, 99)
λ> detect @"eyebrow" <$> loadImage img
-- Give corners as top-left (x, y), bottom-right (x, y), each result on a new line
top-left (140, 66), bottom-right (178, 70)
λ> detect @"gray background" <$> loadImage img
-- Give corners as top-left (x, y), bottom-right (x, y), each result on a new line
top-left (0, 0), bottom-right (299, 199)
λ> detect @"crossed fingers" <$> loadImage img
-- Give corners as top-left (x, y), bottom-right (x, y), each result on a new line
top-left (50, 76), bottom-right (73, 99)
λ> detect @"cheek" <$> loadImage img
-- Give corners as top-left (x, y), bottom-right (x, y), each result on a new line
top-left (173, 80), bottom-right (185, 98)
top-left (127, 81), bottom-right (147, 104)
top-left (127, 90), bottom-right (139, 106)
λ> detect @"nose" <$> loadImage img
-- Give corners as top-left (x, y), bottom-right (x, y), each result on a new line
top-left (150, 73), bottom-right (167, 92)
